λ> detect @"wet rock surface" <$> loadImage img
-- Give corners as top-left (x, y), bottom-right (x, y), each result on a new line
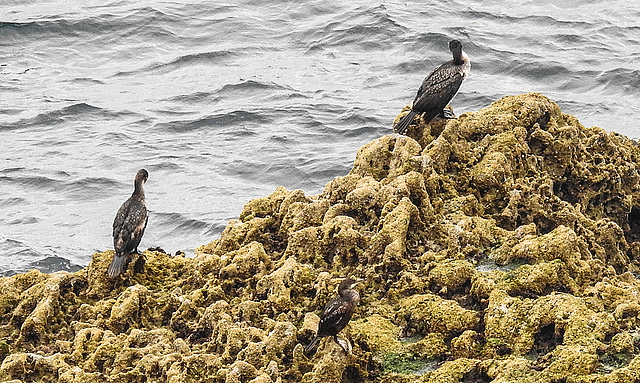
top-left (1, 93), bottom-right (640, 382)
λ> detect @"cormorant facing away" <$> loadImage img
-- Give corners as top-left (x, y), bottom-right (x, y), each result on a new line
top-left (394, 39), bottom-right (470, 134)
top-left (108, 169), bottom-right (149, 279)
top-left (306, 277), bottom-right (362, 355)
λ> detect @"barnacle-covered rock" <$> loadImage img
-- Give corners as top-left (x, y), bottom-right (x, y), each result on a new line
top-left (0, 93), bottom-right (639, 382)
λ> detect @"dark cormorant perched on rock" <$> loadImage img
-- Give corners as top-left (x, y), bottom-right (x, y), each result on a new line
top-left (394, 39), bottom-right (470, 134)
top-left (305, 277), bottom-right (361, 355)
top-left (108, 169), bottom-right (149, 279)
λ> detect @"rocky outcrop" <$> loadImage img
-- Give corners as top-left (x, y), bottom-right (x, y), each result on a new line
top-left (1, 93), bottom-right (639, 382)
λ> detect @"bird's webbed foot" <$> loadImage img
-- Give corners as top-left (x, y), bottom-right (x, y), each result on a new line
top-left (334, 336), bottom-right (352, 354)
top-left (439, 106), bottom-right (456, 119)
top-left (133, 251), bottom-right (146, 274)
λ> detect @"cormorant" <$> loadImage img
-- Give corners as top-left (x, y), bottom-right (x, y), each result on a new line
top-left (306, 277), bottom-right (362, 355)
top-left (108, 169), bottom-right (149, 279)
top-left (394, 39), bottom-right (470, 134)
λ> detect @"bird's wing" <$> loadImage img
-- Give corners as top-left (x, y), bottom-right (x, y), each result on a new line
top-left (113, 200), bottom-right (132, 239)
top-left (414, 65), bottom-right (440, 102)
top-left (128, 202), bottom-right (148, 239)
top-left (113, 199), bottom-right (148, 253)
top-left (413, 63), bottom-right (466, 111)
top-left (317, 297), bottom-right (350, 336)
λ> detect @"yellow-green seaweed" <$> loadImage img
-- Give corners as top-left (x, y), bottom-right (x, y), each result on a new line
top-left (0, 93), bottom-right (639, 382)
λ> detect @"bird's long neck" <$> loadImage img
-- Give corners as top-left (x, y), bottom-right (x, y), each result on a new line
top-left (340, 289), bottom-right (360, 303)
top-left (452, 49), bottom-right (465, 65)
top-left (133, 181), bottom-right (145, 199)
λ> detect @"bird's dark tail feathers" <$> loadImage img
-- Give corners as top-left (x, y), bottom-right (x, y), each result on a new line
top-left (305, 336), bottom-right (320, 355)
top-left (107, 253), bottom-right (129, 279)
top-left (393, 110), bottom-right (417, 134)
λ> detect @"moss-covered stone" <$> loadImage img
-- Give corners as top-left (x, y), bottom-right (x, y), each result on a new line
top-left (0, 93), bottom-right (639, 382)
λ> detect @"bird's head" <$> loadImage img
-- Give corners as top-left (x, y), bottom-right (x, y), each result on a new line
top-left (135, 169), bottom-right (149, 185)
top-left (449, 39), bottom-right (462, 53)
top-left (339, 277), bottom-right (363, 292)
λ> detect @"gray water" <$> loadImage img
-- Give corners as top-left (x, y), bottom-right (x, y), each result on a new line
top-left (1, 0), bottom-right (639, 276)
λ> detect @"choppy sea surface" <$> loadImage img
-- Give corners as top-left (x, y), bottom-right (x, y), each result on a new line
top-left (1, 0), bottom-right (639, 276)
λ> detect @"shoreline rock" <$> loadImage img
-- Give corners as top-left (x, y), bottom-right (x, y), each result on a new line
top-left (1, 93), bottom-right (639, 382)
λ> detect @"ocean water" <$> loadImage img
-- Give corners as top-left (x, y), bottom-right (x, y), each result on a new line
top-left (1, 0), bottom-right (639, 276)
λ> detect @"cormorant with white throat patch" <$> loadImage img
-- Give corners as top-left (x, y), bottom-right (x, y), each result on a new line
top-left (394, 39), bottom-right (470, 134)
top-left (108, 169), bottom-right (149, 279)
top-left (305, 277), bottom-right (362, 355)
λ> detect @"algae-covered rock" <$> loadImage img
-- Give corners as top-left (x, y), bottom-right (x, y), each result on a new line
top-left (1, 93), bottom-right (639, 382)
top-left (396, 294), bottom-right (479, 337)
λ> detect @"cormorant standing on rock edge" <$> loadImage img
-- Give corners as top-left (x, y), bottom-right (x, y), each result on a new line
top-left (305, 277), bottom-right (362, 355)
top-left (108, 169), bottom-right (149, 279)
top-left (393, 39), bottom-right (470, 134)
